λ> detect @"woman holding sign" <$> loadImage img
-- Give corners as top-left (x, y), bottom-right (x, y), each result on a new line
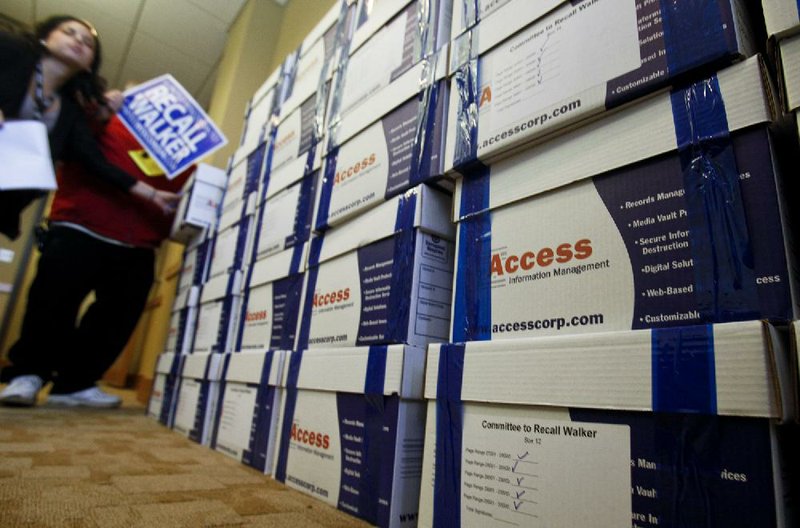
top-left (0, 15), bottom-right (178, 238)
top-left (0, 16), bottom-right (180, 407)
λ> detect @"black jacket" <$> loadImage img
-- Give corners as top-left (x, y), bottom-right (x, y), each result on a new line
top-left (0, 31), bottom-right (137, 239)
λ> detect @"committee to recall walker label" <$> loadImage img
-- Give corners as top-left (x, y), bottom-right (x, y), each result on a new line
top-left (118, 75), bottom-right (227, 178)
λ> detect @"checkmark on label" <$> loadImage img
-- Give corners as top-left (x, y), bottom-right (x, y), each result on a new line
top-left (517, 451), bottom-right (529, 460)
top-left (514, 501), bottom-right (522, 510)
top-left (516, 490), bottom-right (526, 499)
top-left (512, 460), bottom-right (519, 472)
top-left (516, 477), bottom-right (524, 486)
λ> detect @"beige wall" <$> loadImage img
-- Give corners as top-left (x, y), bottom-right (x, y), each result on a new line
top-left (208, 0), bottom-right (337, 169)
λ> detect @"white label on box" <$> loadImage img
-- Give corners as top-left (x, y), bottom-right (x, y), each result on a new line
top-left (173, 379), bottom-right (202, 436)
top-left (481, 0), bottom-right (640, 135)
top-left (460, 409), bottom-right (630, 526)
top-left (420, 402), bottom-right (631, 527)
top-left (215, 384), bottom-right (259, 459)
top-left (193, 301), bottom-right (223, 353)
top-left (340, 10), bottom-right (409, 118)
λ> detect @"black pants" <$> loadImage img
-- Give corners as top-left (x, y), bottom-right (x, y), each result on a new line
top-left (2, 226), bottom-right (154, 393)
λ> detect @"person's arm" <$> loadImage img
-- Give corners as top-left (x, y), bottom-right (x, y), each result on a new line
top-left (65, 107), bottom-right (180, 214)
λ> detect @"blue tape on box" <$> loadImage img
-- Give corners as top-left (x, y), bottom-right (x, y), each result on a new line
top-left (364, 345), bottom-right (388, 396)
top-left (452, 55), bottom-right (480, 169)
top-left (652, 325), bottom-right (717, 414)
top-left (660, 0), bottom-right (734, 77)
top-left (210, 353), bottom-right (232, 449)
top-left (274, 350), bottom-right (303, 482)
top-left (386, 191), bottom-right (418, 342)
top-left (434, 344), bottom-right (466, 528)
top-left (246, 350), bottom-right (275, 472)
top-left (315, 148), bottom-right (339, 231)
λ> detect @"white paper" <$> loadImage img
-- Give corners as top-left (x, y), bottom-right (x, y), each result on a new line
top-left (0, 121), bottom-right (56, 191)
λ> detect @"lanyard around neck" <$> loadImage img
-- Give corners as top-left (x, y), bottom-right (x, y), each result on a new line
top-left (33, 61), bottom-right (56, 121)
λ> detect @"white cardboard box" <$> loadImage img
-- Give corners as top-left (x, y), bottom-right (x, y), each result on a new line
top-left (271, 94), bottom-right (324, 174)
top-left (763, 0), bottom-right (800, 39)
top-left (176, 238), bottom-right (212, 296)
top-left (210, 350), bottom-right (286, 474)
top-left (207, 216), bottom-right (254, 279)
top-left (252, 170), bottom-right (319, 262)
top-left (296, 185), bottom-right (455, 349)
top-left (170, 164), bottom-right (227, 245)
top-left (192, 271), bottom-right (243, 354)
top-left (236, 244), bottom-right (308, 353)
top-left (165, 286), bottom-right (200, 356)
top-left (419, 321), bottom-right (795, 527)
top-left (327, 0), bottom-right (450, 150)
top-left (444, 0), bottom-right (755, 171)
top-left (173, 352), bottom-right (225, 446)
top-left (273, 345), bottom-right (427, 528)
top-left (218, 155), bottom-right (262, 233)
top-left (234, 65), bottom-right (283, 166)
top-left (316, 79), bottom-right (449, 230)
top-left (449, 57), bottom-right (799, 342)
top-left (779, 33), bottom-right (800, 112)
top-left (147, 352), bottom-right (182, 426)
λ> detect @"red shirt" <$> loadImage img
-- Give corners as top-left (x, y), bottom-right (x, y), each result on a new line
top-left (50, 116), bottom-right (192, 248)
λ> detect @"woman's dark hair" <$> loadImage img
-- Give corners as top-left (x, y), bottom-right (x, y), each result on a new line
top-left (34, 15), bottom-right (104, 104)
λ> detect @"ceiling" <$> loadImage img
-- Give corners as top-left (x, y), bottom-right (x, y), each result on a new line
top-left (0, 0), bottom-right (286, 109)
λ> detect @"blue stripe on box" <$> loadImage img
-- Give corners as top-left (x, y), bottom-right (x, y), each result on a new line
top-left (452, 167), bottom-right (491, 343)
top-left (210, 353), bottom-right (233, 449)
top-left (247, 350), bottom-right (275, 472)
top-left (386, 191), bottom-right (418, 342)
top-left (652, 325), bottom-right (717, 415)
top-left (670, 75), bottom-right (759, 322)
top-left (364, 346), bottom-right (388, 396)
top-left (433, 344), bottom-right (465, 528)
top-left (274, 350), bottom-right (303, 482)
top-left (315, 148), bottom-right (339, 232)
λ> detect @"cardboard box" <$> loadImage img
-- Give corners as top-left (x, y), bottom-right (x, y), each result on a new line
top-left (296, 185), bottom-right (455, 349)
top-left (236, 245), bottom-right (307, 353)
top-left (147, 352), bottom-right (181, 426)
top-left (164, 286), bottom-right (200, 356)
top-left (218, 151), bottom-right (263, 233)
top-left (763, 0), bottom-right (800, 39)
top-left (207, 217), bottom-right (254, 279)
top-left (232, 69), bottom-right (281, 167)
top-left (173, 352), bottom-right (225, 446)
top-left (418, 321), bottom-right (795, 527)
top-left (210, 350), bottom-right (286, 473)
top-left (170, 164), bottom-right (226, 245)
top-left (192, 271), bottom-right (243, 354)
top-left (315, 79), bottom-right (449, 231)
top-left (273, 345), bottom-right (427, 528)
top-left (252, 170), bottom-right (319, 261)
top-left (449, 58), bottom-right (798, 342)
top-left (444, 0), bottom-right (755, 171)
top-left (176, 238), bottom-right (212, 295)
top-left (326, 0), bottom-right (450, 150)
top-left (779, 34), bottom-right (800, 112)
top-left (271, 94), bottom-right (325, 174)
top-left (258, 133), bottom-right (322, 206)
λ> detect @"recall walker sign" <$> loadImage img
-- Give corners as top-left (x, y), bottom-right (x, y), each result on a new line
top-left (118, 75), bottom-right (227, 179)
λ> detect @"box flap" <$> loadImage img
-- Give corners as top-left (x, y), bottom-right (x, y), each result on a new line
top-left (155, 352), bottom-right (177, 374)
top-left (181, 352), bottom-right (223, 380)
top-left (780, 35), bottom-right (800, 112)
top-left (223, 350), bottom-right (285, 385)
top-left (763, 0), bottom-right (800, 39)
top-left (453, 56), bottom-right (773, 221)
top-left (425, 321), bottom-right (792, 419)
top-left (282, 345), bottom-right (425, 398)
top-left (313, 184), bottom-right (454, 265)
top-left (262, 147), bottom-right (321, 203)
top-left (249, 243), bottom-right (308, 287)
top-left (192, 164), bottom-right (227, 189)
top-left (201, 270), bottom-right (242, 303)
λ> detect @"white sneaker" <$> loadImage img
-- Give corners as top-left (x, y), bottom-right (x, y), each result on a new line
top-left (0, 375), bottom-right (44, 407)
top-left (48, 387), bottom-right (122, 408)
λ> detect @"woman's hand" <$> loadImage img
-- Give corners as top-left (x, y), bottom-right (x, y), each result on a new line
top-left (130, 181), bottom-right (181, 215)
top-left (103, 90), bottom-right (124, 113)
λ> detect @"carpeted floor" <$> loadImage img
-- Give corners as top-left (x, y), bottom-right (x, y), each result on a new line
top-left (0, 385), bottom-right (369, 527)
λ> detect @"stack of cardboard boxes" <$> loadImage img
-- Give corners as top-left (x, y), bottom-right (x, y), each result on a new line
top-left (148, 1), bottom-right (798, 527)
